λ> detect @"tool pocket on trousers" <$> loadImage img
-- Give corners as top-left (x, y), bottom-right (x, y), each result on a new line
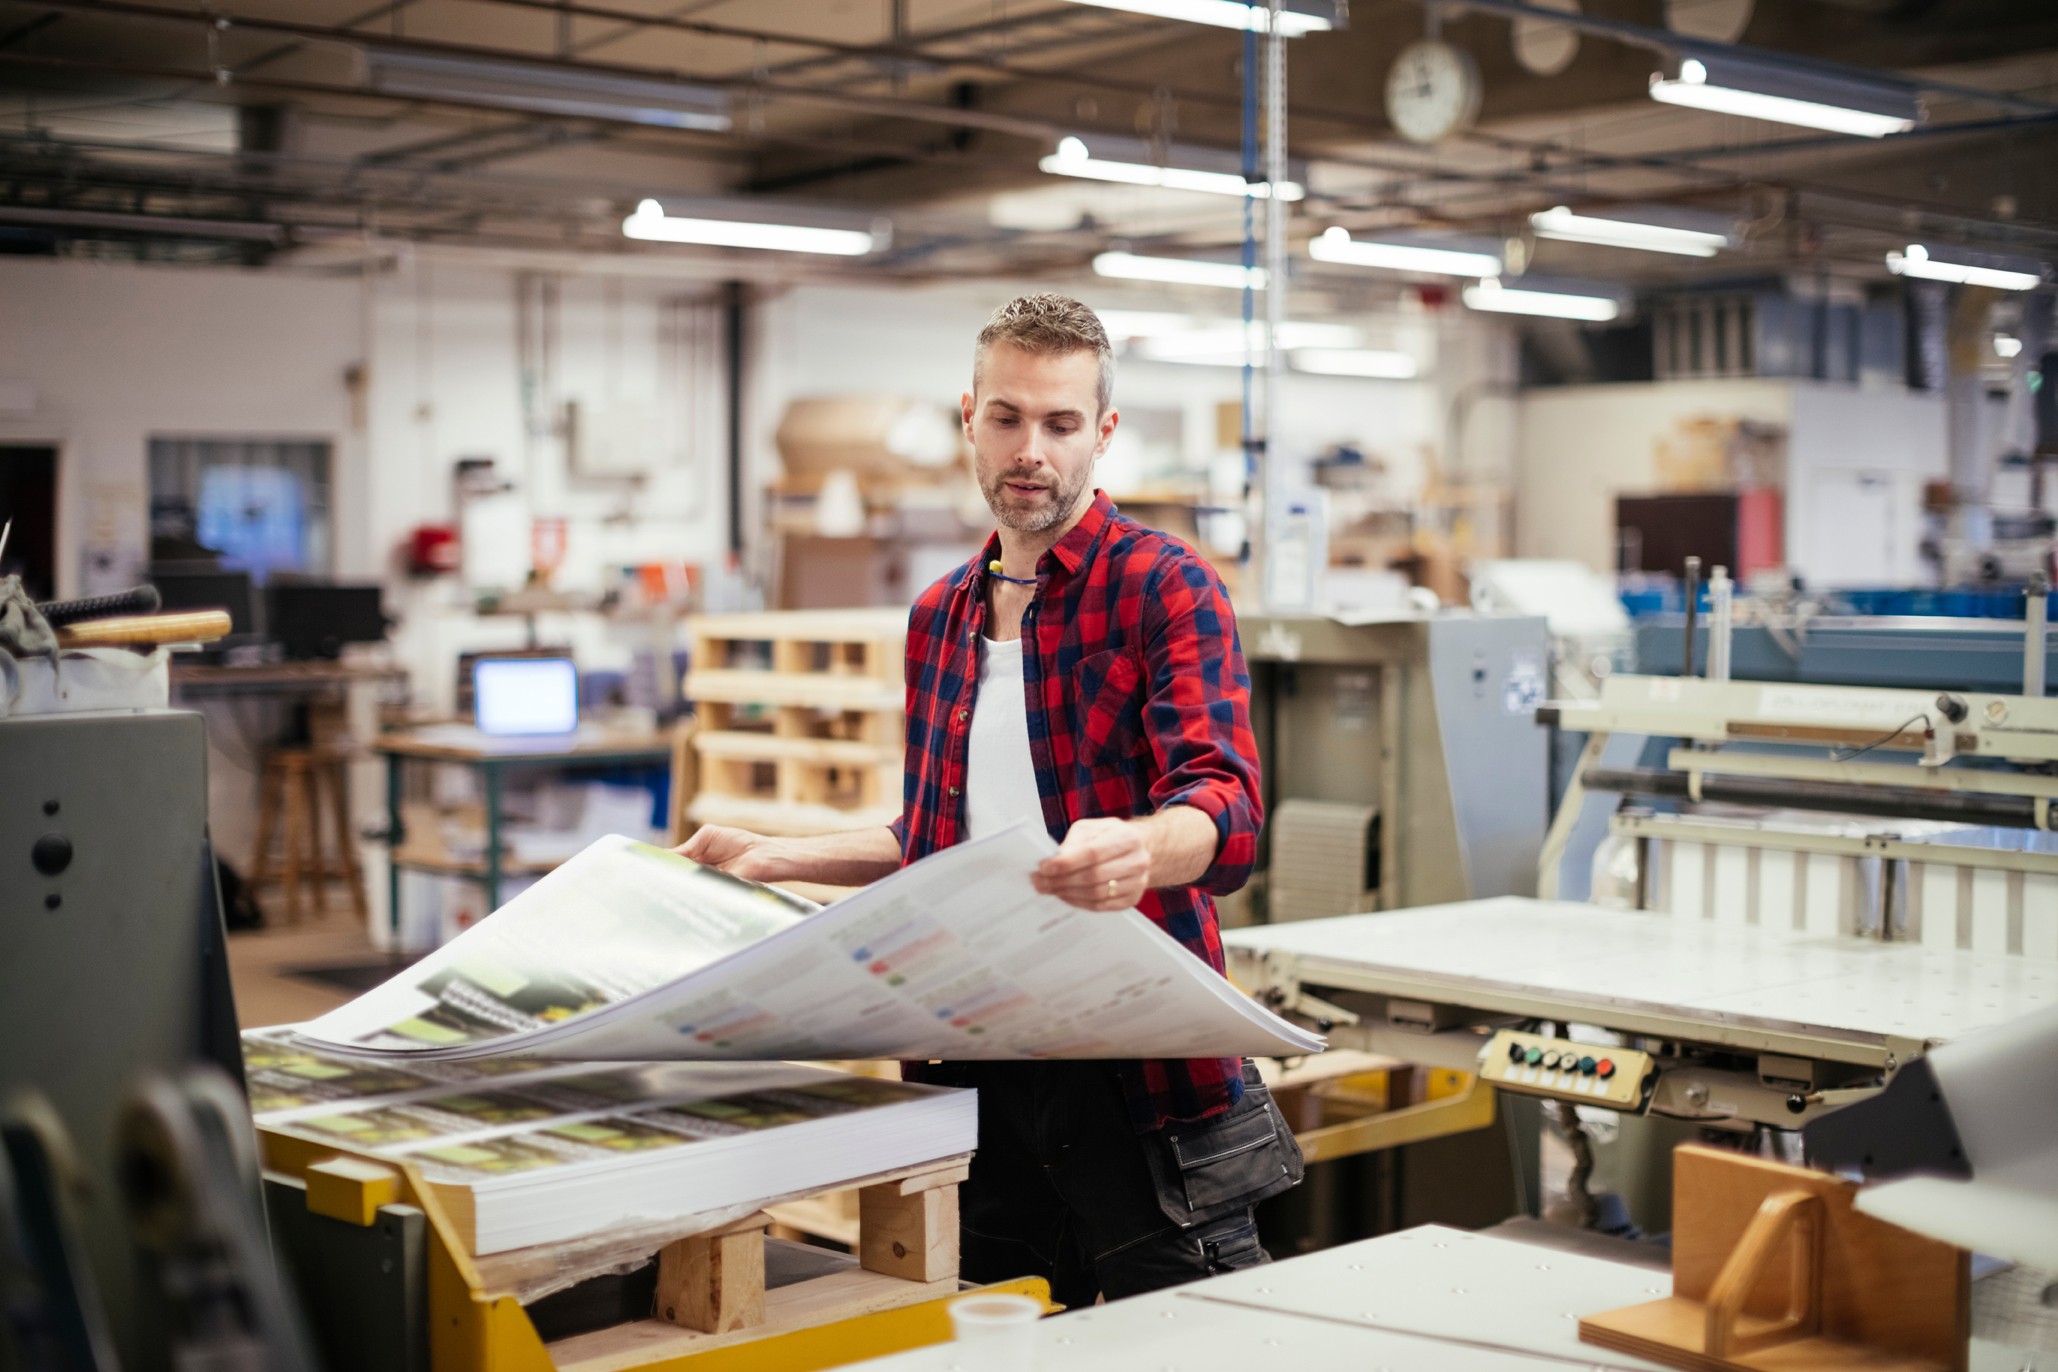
top-left (1144, 1074), bottom-right (1304, 1228)
top-left (1073, 647), bottom-right (1144, 764)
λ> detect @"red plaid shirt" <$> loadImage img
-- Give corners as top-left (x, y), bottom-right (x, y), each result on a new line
top-left (894, 490), bottom-right (1263, 1131)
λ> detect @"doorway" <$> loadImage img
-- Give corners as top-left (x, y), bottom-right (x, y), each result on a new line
top-left (0, 445), bottom-right (58, 601)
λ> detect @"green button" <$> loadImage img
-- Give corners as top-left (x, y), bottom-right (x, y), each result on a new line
top-left (1524, 1047), bottom-right (1543, 1066)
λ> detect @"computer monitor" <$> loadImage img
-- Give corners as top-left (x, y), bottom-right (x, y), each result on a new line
top-left (264, 581), bottom-right (387, 660)
top-left (473, 657), bottom-right (580, 736)
top-left (151, 568), bottom-right (258, 640)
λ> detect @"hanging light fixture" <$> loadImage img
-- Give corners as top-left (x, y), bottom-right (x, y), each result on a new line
top-left (1647, 53), bottom-right (1918, 138)
top-left (622, 200), bottom-right (882, 256)
top-left (1307, 226), bottom-right (1503, 277)
top-left (1886, 243), bottom-right (2043, 292)
top-left (1462, 276), bottom-right (1626, 322)
top-left (1060, 0), bottom-right (1341, 38)
top-left (1040, 136), bottom-right (1303, 201)
top-left (1092, 252), bottom-right (1268, 290)
top-left (366, 50), bottom-right (731, 131)
top-left (1529, 206), bottom-right (1732, 258)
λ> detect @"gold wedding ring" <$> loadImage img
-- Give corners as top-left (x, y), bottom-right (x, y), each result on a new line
top-left (1107, 877), bottom-right (1119, 898)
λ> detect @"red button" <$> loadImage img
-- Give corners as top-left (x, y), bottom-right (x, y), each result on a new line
top-left (1595, 1059), bottom-right (1616, 1079)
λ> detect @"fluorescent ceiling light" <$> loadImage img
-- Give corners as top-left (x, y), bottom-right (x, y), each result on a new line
top-left (1092, 252), bottom-right (1267, 290)
top-left (1063, 0), bottom-right (1336, 37)
top-left (1291, 348), bottom-right (1419, 379)
top-left (367, 50), bottom-right (730, 131)
top-left (1648, 54), bottom-right (1917, 139)
top-left (622, 200), bottom-right (878, 256)
top-left (1462, 276), bottom-right (1622, 322)
top-left (1886, 243), bottom-right (2042, 292)
top-left (1308, 226), bottom-right (1501, 277)
top-left (1995, 334), bottom-right (2024, 359)
top-left (1094, 310), bottom-right (1202, 339)
top-left (1132, 321), bottom-right (1361, 361)
top-left (1529, 205), bottom-right (1729, 258)
top-left (1040, 137), bottom-right (1302, 200)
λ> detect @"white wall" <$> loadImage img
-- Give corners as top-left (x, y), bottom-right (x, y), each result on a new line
top-left (1514, 378), bottom-right (1796, 572)
top-left (1513, 376), bottom-right (1954, 586)
top-left (0, 259), bottom-right (365, 599)
top-left (1785, 385), bottom-right (1949, 587)
top-left (0, 256), bottom-right (741, 711)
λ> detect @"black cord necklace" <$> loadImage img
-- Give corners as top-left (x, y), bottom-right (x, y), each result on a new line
top-left (987, 560), bottom-right (1038, 587)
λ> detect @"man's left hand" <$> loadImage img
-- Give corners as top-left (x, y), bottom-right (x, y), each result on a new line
top-left (1032, 816), bottom-right (1152, 912)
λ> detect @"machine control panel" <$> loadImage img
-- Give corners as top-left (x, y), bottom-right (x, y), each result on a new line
top-left (1478, 1030), bottom-right (1654, 1110)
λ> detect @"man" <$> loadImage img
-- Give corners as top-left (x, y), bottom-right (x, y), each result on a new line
top-left (679, 292), bottom-right (1299, 1308)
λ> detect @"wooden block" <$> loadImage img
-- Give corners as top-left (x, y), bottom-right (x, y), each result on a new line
top-left (858, 1181), bottom-right (958, 1283)
top-left (1579, 1146), bottom-right (1968, 1372)
top-left (656, 1214), bottom-right (768, 1334)
top-left (889, 1162), bottom-right (970, 1196)
top-left (305, 1157), bottom-right (403, 1228)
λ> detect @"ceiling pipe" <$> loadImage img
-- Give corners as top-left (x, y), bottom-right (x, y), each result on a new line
top-left (0, 205), bottom-right (286, 241)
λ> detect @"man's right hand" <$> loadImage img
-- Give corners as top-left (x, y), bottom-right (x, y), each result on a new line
top-left (673, 823), bottom-right (904, 890)
top-left (675, 825), bottom-right (788, 883)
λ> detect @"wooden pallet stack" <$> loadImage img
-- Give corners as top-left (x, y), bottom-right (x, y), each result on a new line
top-left (683, 609), bottom-right (908, 838)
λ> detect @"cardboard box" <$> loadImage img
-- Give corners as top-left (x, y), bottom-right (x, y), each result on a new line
top-left (775, 395), bottom-right (965, 487)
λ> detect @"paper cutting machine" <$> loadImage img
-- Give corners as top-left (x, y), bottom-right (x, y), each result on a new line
top-left (1228, 674), bottom-right (2058, 1148)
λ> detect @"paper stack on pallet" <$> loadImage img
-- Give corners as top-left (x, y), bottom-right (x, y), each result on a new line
top-left (247, 1034), bottom-right (974, 1255)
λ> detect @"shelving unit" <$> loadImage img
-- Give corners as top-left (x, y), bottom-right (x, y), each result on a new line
top-left (683, 610), bottom-right (908, 838)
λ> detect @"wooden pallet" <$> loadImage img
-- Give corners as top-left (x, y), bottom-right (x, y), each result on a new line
top-left (547, 1155), bottom-right (971, 1371)
top-left (683, 610), bottom-right (907, 839)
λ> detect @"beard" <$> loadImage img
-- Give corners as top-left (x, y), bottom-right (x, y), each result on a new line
top-left (979, 458), bottom-right (1094, 534)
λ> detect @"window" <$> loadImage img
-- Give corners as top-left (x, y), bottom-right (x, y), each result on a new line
top-left (148, 437), bottom-right (332, 582)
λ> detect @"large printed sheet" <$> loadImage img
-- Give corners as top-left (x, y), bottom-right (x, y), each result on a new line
top-left (298, 824), bottom-right (1323, 1062)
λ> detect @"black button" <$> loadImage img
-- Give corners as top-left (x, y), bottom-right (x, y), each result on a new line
top-left (31, 833), bottom-right (72, 876)
top-left (1507, 1041), bottom-right (1525, 1062)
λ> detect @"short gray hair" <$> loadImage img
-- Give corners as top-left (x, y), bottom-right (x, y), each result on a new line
top-left (973, 293), bottom-right (1115, 417)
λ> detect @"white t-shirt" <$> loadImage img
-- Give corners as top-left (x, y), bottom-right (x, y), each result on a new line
top-left (964, 634), bottom-right (1045, 841)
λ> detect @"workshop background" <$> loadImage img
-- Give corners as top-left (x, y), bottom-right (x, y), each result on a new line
top-left (3, 0), bottom-right (2057, 1369)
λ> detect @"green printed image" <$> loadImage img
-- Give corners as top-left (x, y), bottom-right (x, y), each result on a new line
top-left (420, 962), bottom-right (611, 1026)
top-left (412, 1136), bottom-right (570, 1177)
top-left (661, 1095), bottom-right (812, 1131)
top-left (291, 1108), bottom-right (444, 1148)
top-left (421, 1091), bottom-right (557, 1126)
top-left (247, 1061), bottom-right (434, 1114)
top-left (541, 1117), bottom-right (697, 1153)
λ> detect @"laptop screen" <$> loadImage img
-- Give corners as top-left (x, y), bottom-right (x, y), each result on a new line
top-left (473, 657), bottom-right (579, 736)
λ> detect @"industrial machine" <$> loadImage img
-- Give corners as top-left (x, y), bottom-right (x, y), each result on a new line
top-left (1, 650), bottom-right (316, 1370)
top-left (1228, 669), bottom-right (2058, 1237)
top-left (1239, 612), bottom-right (1551, 922)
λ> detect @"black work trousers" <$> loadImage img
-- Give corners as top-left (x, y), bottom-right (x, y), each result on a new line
top-left (939, 1060), bottom-right (1296, 1311)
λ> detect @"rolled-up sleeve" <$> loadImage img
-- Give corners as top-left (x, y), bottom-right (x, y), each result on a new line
top-left (1139, 555), bottom-right (1262, 895)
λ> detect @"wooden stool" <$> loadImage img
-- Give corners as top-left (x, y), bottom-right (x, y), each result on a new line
top-left (250, 745), bottom-right (367, 925)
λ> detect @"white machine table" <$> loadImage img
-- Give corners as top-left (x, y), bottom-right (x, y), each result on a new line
top-left (842, 1225), bottom-right (2042, 1371)
top-left (1226, 898), bottom-right (2058, 1128)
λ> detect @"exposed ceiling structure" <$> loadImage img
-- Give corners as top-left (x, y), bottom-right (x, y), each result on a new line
top-left (0, 0), bottom-right (2053, 303)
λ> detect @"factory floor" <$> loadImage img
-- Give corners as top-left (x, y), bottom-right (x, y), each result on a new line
top-left (227, 908), bottom-right (384, 1030)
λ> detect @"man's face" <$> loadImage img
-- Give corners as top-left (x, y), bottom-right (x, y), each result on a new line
top-left (963, 342), bottom-right (1118, 535)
